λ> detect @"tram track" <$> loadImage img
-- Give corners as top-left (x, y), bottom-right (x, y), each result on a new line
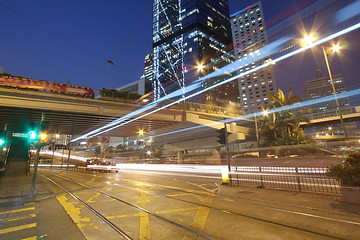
top-left (40, 170), bottom-right (358, 239)
top-left (40, 173), bottom-right (214, 240)
top-left (66, 170), bottom-right (360, 222)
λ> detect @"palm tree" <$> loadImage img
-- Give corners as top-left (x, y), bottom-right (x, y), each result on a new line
top-left (259, 87), bottom-right (311, 145)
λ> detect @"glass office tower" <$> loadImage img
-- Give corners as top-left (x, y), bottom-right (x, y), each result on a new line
top-left (152, 0), bottom-right (232, 101)
top-left (231, 1), bottom-right (276, 113)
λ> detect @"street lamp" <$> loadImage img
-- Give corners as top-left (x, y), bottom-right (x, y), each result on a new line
top-left (321, 44), bottom-right (348, 141)
top-left (197, 63), bottom-right (204, 71)
top-left (302, 34), bottom-right (348, 141)
top-left (302, 34), bottom-right (315, 46)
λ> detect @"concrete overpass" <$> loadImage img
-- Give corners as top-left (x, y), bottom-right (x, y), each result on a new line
top-left (0, 88), bottom-right (250, 155)
top-left (301, 107), bottom-right (360, 128)
top-left (0, 87), bottom-right (184, 136)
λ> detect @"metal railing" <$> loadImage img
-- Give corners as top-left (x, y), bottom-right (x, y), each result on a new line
top-left (306, 106), bottom-right (357, 120)
top-left (229, 166), bottom-right (340, 194)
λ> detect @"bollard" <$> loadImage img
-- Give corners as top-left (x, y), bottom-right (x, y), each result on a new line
top-left (221, 166), bottom-right (229, 184)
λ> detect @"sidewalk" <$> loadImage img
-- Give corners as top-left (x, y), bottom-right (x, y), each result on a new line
top-left (0, 172), bottom-right (86, 240)
top-left (220, 183), bottom-right (360, 218)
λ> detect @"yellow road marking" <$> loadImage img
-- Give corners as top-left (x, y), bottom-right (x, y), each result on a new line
top-left (0, 207), bottom-right (35, 215)
top-left (106, 214), bottom-right (128, 220)
top-left (156, 207), bottom-right (200, 215)
top-left (190, 196), bottom-right (214, 230)
top-left (140, 213), bottom-right (150, 240)
top-left (139, 185), bottom-right (151, 240)
top-left (166, 193), bottom-right (192, 197)
top-left (85, 192), bottom-right (101, 203)
top-left (0, 223), bottom-right (36, 235)
top-left (21, 236), bottom-right (37, 240)
top-left (56, 193), bottom-right (93, 232)
top-left (0, 214), bottom-right (36, 223)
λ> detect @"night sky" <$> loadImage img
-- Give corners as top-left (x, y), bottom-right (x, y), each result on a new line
top-left (0, 0), bottom-right (359, 98)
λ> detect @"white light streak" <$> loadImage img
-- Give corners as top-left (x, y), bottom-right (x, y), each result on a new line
top-left (72, 22), bottom-right (360, 142)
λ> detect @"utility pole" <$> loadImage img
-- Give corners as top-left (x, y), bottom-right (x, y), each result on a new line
top-left (30, 113), bottom-right (45, 198)
top-left (322, 45), bottom-right (348, 141)
top-left (66, 135), bottom-right (71, 170)
top-left (51, 138), bottom-right (55, 169)
top-left (224, 119), bottom-right (230, 172)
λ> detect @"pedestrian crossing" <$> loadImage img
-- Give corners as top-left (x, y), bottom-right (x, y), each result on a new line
top-left (0, 202), bottom-right (37, 239)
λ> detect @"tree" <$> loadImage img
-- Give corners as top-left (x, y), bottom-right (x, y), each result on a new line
top-left (259, 87), bottom-right (312, 146)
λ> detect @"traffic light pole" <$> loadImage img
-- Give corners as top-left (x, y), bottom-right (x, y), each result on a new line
top-left (66, 138), bottom-right (71, 170)
top-left (224, 120), bottom-right (230, 172)
top-left (30, 113), bottom-right (45, 198)
top-left (30, 143), bottom-right (40, 197)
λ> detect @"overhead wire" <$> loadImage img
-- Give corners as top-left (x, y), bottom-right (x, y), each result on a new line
top-left (0, 2), bottom-right (136, 75)
top-left (94, 1), bottom-right (154, 84)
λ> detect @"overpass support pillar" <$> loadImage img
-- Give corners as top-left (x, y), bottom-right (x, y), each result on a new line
top-left (211, 148), bottom-right (221, 165)
top-left (177, 151), bottom-right (184, 164)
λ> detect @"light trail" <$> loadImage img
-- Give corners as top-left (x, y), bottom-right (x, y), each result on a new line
top-left (72, 22), bottom-right (360, 142)
top-left (133, 88), bottom-right (360, 142)
top-left (33, 150), bottom-right (88, 162)
top-left (30, 164), bottom-right (75, 167)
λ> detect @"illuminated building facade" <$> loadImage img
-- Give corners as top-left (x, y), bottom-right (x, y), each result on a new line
top-left (231, 1), bottom-right (276, 113)
top-left (304, 72), bottom-right (355, 136)
top-left (144, 52), bottom-right (153, 83)
top-left (152, 0), bottom-right (232, 101)
top-left (304, 72), bottom-right (350, 114)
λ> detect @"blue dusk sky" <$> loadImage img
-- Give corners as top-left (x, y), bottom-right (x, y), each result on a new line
top-left (0, 0), bottom-right (359, 97)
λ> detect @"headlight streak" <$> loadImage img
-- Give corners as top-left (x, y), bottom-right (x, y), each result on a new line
top-left (37, 150), bottom-right (88, 162)
top-left (71, 22), bottom-right (360, 142)
top-left (128, 88), bottom-right (360, 142)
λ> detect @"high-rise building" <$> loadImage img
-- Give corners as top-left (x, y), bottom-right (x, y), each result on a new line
top-left (304, 71), bottom-right (355, 136)
top-left (231, 1), bottom-right (276, 113)
top-left (144, 52), bottom-right (153, 83)
top-left (304, 72), bottom-right (352, 114)
top-left (152, 0), bottom-right (232, 101)
top-left (201, 46), bottom-right (239, 110)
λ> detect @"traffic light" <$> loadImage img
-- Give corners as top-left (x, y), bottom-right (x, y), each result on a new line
top-left (216, 128), bottom-right (227, 145)
top-left (0, 130), bottom-right (6, 147)
top-left (39, 121), bottom-right (49, 141)
top-left (28, 131), bottom-right (37, 140)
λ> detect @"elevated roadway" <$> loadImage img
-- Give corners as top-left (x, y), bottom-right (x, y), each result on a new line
top-left (0, 88), bottom-right (249, 144)
top-left (0, 87), bottom-right (183, 136)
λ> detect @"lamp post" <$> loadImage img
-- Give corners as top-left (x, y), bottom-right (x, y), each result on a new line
top-left (302, 34), bottom-right (348, 141)
top-left (321, 45), bottom-right (348, 141)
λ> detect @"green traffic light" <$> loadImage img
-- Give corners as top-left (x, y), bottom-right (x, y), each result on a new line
top-left (0, 139), bottom-right (4, 146)
top-left (29, 131), bottom-right (37, 140)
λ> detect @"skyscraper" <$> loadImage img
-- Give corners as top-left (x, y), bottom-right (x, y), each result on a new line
top-left (231, 1), bottom-right (276, 113)
top-left (152, 0), bottom-right (232, 101)
top-left (304, 72), bottom-right (350, 114)
top-left (144, 52), bottom-right (153, 83)
top-left (304, 71), bottom-right (355, 136)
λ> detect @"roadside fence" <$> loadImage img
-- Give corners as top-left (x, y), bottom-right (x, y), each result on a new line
top-left (229, 166), bottom-right (340, 194)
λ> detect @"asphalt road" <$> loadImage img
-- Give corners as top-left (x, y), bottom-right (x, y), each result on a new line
top-left (25, 167), bottom-right (360, 240)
